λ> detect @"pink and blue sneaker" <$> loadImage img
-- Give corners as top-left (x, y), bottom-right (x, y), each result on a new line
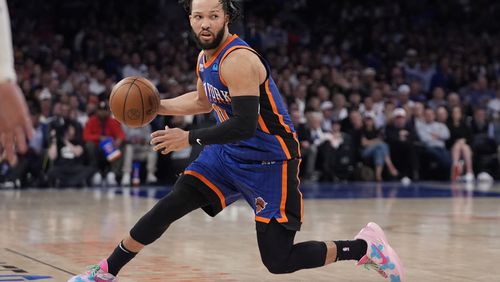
top-left (355, 222), bottom-right (405, 282)
top-left (68, 259), bottom-right (117, 282)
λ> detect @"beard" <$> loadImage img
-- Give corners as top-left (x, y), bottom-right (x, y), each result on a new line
top-left (191, 27), bottom-right (225, 50)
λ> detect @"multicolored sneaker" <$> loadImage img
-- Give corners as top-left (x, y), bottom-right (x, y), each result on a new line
top-left (355, 222), bottom-right (405, 282)
top-left (68, 259), bottom-right (117, 282)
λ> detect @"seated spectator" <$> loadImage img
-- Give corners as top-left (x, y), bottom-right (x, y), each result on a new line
top-left (469, 107), bottom-right (497, 174)
top-left (0, 106), bottom-right (49, 187)
top-left (396, 84), bottom-right (414, 108)
top-left (332, 93), bottom-right (348, 122)
top-left (47, 124), bottom-right (95, 187)
top-left (385, 108), bottom-right (419, 181)
top-left (436, 106), bottom-right (449, 124)
top-left (487, 88), bottom-right (500, 117)
top-left (301, 111), bottom-right (329, 180)
top-left (446, 106), bottom-right (474, 181)
top-left (121, 124), bottom-right (158, 186)
top-left (360, 112), bottom-right (398, 181)
top-left (428, 87), bottom-right (447, 110)
top-left (83, 101), bottom-right (125, 186)
top-left (317, 121), bottom-right (355, 182)
top-left (416, 108), bottom-right (452, 174)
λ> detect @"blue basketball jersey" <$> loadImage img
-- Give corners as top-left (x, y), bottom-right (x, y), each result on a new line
top-left (196, 34), bottom-right (300, 162)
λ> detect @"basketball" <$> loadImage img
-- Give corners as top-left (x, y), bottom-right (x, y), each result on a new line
top-left (109, 76), bottom-right (160, 128)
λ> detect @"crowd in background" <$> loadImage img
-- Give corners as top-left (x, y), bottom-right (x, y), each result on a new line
top-left (1, 0), bottom-right (499, 188)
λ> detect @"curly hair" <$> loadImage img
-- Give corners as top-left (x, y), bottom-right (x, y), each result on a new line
top-left (179, 0), bottom-right (242, 23)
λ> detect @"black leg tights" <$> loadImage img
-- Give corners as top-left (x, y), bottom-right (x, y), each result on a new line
top-left (130, 176), bottom-right (211, 245)
top-left (257, 219), bottom-right (327, 274)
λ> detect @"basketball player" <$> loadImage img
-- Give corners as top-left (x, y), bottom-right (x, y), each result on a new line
top-left (70, 0), bottom-right (404, 281)
top-left (0, 0), bottom-right (34, 165)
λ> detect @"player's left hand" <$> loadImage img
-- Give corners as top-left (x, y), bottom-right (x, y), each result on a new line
top-left (150, 126), bottom-right (189, 155)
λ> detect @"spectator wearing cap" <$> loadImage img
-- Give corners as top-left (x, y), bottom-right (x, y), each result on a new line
top-left (416, 108), bottom-right (452, 175)
top-left (320, 101), bottom-right (334, 132)
top-left (83, 101), bottom-right (125, 186)
top-left (446, 106), bottom-right (474, 181)
top-left (360, 112), bottom-right (399, 181)
top-left (385, 108), bottom-right (419, 181)
top-left (396, 84), bottom-right (415, 108)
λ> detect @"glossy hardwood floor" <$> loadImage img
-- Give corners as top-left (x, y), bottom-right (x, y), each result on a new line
top-left (1, 182), bottom-right (499, 281)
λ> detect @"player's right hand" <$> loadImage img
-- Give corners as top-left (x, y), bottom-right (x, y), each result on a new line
top-left (0, 82), bottom-right (34, 165)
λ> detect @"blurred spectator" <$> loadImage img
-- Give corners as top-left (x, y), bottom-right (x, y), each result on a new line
top-left (360, 113), bottom-right (398, 181)
top-left (436, 106), bottom-right (449, 124)
top-left (469, 108), bottom-right (497, 174)
top-left (416, 108), bottom-right (452, 174)
top-left (47, 124), bottom-right (95, 187)
top-left (122, 53), bottom-right (148, 78)
top-left (428, 87), bottom-right (447, 110)
top-left (396, 84), bottom-right (414, 108)
top-left (332, 93), bottom-right (348, 122)
top-left (317, 121), bottom-right (355, 182)
top-left (301, 111), bottom-right (329, 180)
top-left (446, 107), bottom-right (474, 181)
top-left (121, 124), bottom-right (158, 186)
top-left (385, 108), bottom-right (419, 181)
top-left (83, 101), bottom-right (125, 186)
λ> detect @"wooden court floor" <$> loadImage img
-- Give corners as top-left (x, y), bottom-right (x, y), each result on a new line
top-left (1, 183), bottom-right (500, 281)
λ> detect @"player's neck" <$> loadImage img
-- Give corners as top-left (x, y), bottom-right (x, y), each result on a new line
top-left (203, 33), bottom-right (232, 60)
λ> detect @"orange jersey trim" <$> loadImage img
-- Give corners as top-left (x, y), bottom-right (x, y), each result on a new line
top-left (255, 216), bottom-right (271, 223)
top-left (258, 115), bottom-right (270, 133)
top-left (296, 159), bottom-right (303, 222)
top-left (195, 51), bottom-right (203, 78)
top-left (203, 34), bottom-right (238, 68)
top-left (278, 161), bottom-right (288, 223)
top-left (264, 80), bottom-right (292, 158)
top-left (184, 170), bottom-right (226, 209)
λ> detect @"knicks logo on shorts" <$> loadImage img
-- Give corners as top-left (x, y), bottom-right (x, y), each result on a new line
top-left (255, 197), bottom-right (268, 214)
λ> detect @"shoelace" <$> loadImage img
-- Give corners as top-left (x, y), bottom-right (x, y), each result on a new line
top-left (86, 264), bottom-right (101, 279)
top-left (362, 259), bottom-right (388, 278)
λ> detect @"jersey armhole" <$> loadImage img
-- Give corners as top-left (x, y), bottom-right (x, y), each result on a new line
top-left (218, 46), bottom-right (270, 87)
top-left (195, 51), bottom-right (203, 79)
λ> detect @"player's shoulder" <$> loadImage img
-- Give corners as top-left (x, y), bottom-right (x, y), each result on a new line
top-left (220, 47), bottom-right (262, 76)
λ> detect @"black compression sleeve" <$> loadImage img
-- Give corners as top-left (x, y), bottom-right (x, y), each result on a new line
top-left (188, 96), bottom-right (259, 145)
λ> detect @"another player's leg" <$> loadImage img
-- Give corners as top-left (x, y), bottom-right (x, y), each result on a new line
top-left (68, 175), bottom-right (211, 282)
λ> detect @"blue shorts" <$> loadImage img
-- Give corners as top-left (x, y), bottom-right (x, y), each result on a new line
top-left (183, 145), bottom-right (303, 231)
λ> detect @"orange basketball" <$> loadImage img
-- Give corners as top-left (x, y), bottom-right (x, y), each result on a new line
top-left (109, 76), bottom-right (160, 128)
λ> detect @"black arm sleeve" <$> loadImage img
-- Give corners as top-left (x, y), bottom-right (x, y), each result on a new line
top-left (188, 96), bottom-right (259, 145)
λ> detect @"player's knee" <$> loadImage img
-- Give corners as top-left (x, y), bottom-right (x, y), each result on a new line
top-left (263, 260), bottom-right (293, 274)
top-left (261, 254), bottom-right (293, 274)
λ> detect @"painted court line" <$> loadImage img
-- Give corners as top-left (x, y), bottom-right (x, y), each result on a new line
top-left (4, 248), bottom-right (75, 276)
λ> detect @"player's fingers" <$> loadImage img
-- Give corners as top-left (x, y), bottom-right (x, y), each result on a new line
top-left (2, 133), bottom-right (18, 166)
top-left (153, 141), bottom-right (169, 152)
top-left (14, 127), bottom-right (28, 154)
top-left (150, 130), bottom-right (168, 138)
top-left (23, 115), bottom-right (35, 140)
